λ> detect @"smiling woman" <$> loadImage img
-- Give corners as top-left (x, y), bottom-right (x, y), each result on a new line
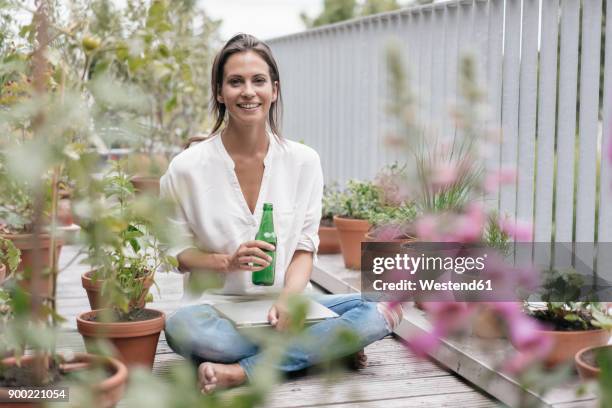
top-left (210, 34), bottom-right (283, 137)
top-left (160, 33), bottom-right (399, 394)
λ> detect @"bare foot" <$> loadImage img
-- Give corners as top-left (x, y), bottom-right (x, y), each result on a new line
top-left (198, 362), bottom-right (247, 394)
top-left (352, 349), bottom-right (368, 369)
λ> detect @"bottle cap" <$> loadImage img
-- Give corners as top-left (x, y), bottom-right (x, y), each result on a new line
top-left (263, 203), bottom-right (273, 211)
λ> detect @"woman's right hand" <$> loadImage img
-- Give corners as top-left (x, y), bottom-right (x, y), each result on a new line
top-left (225, 240), bottom-right (275, 272)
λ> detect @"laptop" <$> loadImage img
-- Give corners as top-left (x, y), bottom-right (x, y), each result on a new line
top-left (213, 298), bottom-right (339, 328)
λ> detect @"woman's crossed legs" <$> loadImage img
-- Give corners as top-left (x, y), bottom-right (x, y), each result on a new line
top-left (164, 294), bottom-right (402, 393)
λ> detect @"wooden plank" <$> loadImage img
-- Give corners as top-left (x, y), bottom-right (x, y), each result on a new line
top-left (312, 254), bottom-right (600, 407)
top-left (472, 0), bottom-right (488, 87)
top-left (377, 16), bottom-right (388, 168)
top-left (574, 0), bottom-right (603, 279)
top-left (575, 0), bottom-right (603, 244)
top-left (410, 8), bottom-right (422, 128)
top-left (485, 0), bottom-right (503, 210)
top-left (534, 0), bottom-right (560, 246)
top-left (552, 401), bottom-right (599, 408)
top-left (555, 0), bottom-right (580, 245)
top-left (516, 0), bottom-right (539, 231)
top-left (260, 374), bottom-right (482, 408)
top-left (500, 0), bottom-right (521, 219)
top-left (598, 0), bottom-right (612, 283)
top-left (457, 0), bottom-right (475, 60)
top-left (431, 5), bottom-right (446, 140)
top-left (443, 3), bottom-right (459, 144)
top-left (294, 392), bottom-right (499, 408)
top-left (420, 8), bottom-right (433, 126)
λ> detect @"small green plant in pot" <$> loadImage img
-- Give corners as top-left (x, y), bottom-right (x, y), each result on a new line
top-left (333, 180), bottom-right (384, 269)
top-left (319, 183), bottom-right (343, 254)
top-left (521, 269), bottom-right (612, 367)
top-left (76, 162), bottom-right (177, 370)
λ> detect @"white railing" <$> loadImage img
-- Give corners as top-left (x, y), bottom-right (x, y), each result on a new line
top-left (268, 0), bottom-right (612, 252)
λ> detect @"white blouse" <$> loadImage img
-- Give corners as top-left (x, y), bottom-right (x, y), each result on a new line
top-left (160, 133), bottom-right (323, 297)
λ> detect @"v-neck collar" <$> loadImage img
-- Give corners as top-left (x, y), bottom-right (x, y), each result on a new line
top-left (215, 132), bottom-right (276, 218)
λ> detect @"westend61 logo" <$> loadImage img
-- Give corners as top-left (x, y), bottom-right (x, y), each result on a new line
top-left (360, 242), bottom-right (612, 303)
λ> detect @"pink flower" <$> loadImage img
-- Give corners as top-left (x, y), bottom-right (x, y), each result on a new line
top-left (422, 302), bottom-right (476, 331)
top-left (484, 168), bottom-right (516, 192)
top-left (499, 217), bottom-right (533, 242)
top-left (416, 215), bottom-right (439, 241)
top-left (373, 224), bottom-right (404, 241)
top-left (431, 162), bottom-right (458, 190)
top-left (452, 203), bottom-right (486, 242)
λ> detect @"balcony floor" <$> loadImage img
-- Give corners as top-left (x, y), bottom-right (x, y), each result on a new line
top-left (56, 245), bottom-right (498, 407)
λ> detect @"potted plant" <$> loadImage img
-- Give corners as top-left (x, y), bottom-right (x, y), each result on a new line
top-left (575, 343), bottom-right (612, 380)
top-left (365, 203), bottom-right (417, 243)
top-left (365, 162), bottom-right (417, 243)
top-left (519, 269), bottom-right (612, 367)
top-left (525, 301), bottom-right (611, 367)
top-left (0, 161), bottom-right (64, 298)
top-left (1, 280), bottom-right (129, 407)
top-left (77, 162), bottom-right (176, 370)
top-left (333, 180), bottom-right (384, 269)
top-left (319, 183), bottom-right (343, 254)
top-left (127, 152), bottom-right (169, 196)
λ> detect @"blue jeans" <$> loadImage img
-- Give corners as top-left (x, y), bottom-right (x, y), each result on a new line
top-left (164, 294), bottom-right (392, 379)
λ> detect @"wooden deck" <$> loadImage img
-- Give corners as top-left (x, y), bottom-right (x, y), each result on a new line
top-left (312, 254), bottom-right (603, 408)
top-left (55, 245), bottom-right (499, 407)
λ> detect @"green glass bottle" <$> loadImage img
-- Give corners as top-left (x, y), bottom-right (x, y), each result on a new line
top-left (252, 203), bottom-right (276, 286)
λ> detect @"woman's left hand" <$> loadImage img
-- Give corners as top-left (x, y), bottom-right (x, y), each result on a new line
top-left (268, 298), bottom-right (291, 331)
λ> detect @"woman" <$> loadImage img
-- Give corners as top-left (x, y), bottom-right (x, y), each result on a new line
top-left (161, 33), bottom-right (402, 394)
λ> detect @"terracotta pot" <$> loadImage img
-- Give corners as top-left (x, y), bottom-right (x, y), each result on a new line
top-left (535, 328), bottom-right (611, 367)
top-left (130, 176), bottom-right (160, 196)
top-left (333, 216), bottom-right (371, 270)
top-left (364, 231), bottom-right (416, 244)
top-left (81, 271), bottom-right (154, 310)
top-left (57, 198), bottom-right (74, 226)
top-left (76, 309), bottom-right (165, 370)
top-left (0, 233), bottom-right (63, 298)
top-left (318, 225), bottom-right (341, 254)
top-left (0, 352), bottom-right (127, 408)
top-left (0, 263), bottom-right (5, 286)
top-left (575, 344), bottom-right (612, 380)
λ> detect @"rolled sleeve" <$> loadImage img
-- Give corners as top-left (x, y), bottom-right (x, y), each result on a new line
top-left (159, 168), bottom-right (197, 260)
top-left (295, 154), bottom-right (324, 260)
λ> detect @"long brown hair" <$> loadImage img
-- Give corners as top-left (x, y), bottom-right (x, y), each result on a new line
top-left (210, 33), bottom-right (283, 137)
